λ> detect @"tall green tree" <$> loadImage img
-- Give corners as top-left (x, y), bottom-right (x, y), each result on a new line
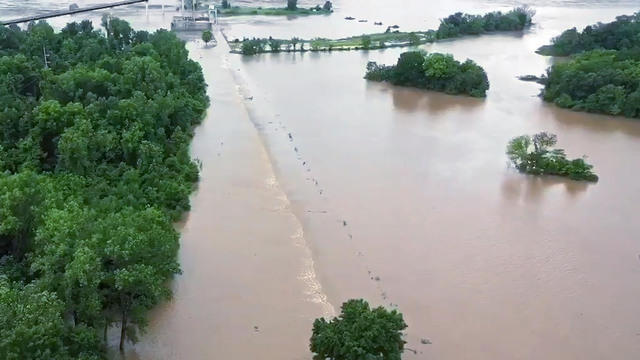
top-left (310, 299), bottom-right (408, 360)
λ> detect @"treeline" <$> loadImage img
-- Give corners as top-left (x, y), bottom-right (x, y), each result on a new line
top-left (231, 7), bottom-right (535, 55)
top-left (539, 13), bottom-right (640, 118)
top-left (0, 17), bottom-right (207, 359)
top-left (507, 132), bottom-right (598, 182)
top-left (436, 6), bottom-right (535, 39)
top-left (365, 51), bottom-right (489, 97)
top-left (537, 13), bottom-right (640, 56)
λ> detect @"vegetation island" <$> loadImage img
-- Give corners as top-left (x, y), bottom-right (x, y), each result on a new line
top-left (231, 7), bottom-right (535, 55)
top-left (365, 51), bottom-right (490, 97)
top-left (507, 132), bottom-right (598, 182)
top-left (0, 17), bottom-right (207, 358)
top-left (537, 13), bottom-right (640, 118)
top-left (217, 0), bottom-right (333, 17)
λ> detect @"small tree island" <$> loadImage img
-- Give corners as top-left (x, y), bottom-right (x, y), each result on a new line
top-left (506, 132), bottom-right (598, 182)
top-left (365, 51), bottom-right (490, 97)
top-left (310, 299), bottom-right (408, 360)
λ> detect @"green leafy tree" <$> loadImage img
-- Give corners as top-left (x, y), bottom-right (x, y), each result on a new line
top-left (361, 35), bottom-right (372, 49)
top-left (366, 50), bottom-right (489, 97)
top-left (287, 0), bottom-right (297, 11)
top-left (0, 278), bottom-right (69, 360)
top-left (202, 30), bottom-right (213, 45)
top-left (291, 37), bottom-right (300, 51)
top-left (506, 132), bottom-right (598, 181)
top-left (310, 299), bottom-right (408, 360)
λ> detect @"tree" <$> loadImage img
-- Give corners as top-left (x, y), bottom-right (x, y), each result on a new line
top-left (291, 37), bottom-right (300, 51)
top-left (361, 35), bottom-right (372, 49)
top-left (202, 30), bottom-right (213, 45)
top-left (269, 37), bottom-right (283, 52)
top-left (323, 1), bottom-right (333, 11)
top-left (310, 299), bottom-right (407, 360)
top-left (0, 278), bottom-right (69, 359)
top-left (408, 32), bottom-right (420, 45)
top-left (221, 0), bottom-right (231, 9)
top-left (287, 0), bottom-right (297, 11)
top-left (506, 132), bottom-right (598, 181)
top-left (423, 53), bottom-right (458, 79)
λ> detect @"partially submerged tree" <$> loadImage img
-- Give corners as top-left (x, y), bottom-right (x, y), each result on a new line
top-left (506, 132), bottom-right (598, 181)
top-left (287, 0), bottom-right (297, 11)
top-left (202, 30), bottom-right (213, 45)
top-left (310, 299), bottom-right (407, 360)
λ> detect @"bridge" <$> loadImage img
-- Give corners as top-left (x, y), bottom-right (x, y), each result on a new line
top-left (1, 0), bottom-right (150, 26)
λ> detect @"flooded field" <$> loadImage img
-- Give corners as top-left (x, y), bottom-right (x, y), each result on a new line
top-left (3, 1), bottom-right (640, 359)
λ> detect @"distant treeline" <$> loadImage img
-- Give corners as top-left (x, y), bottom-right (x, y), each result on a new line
top-left (0, 18), bottom-right (207, 358)
top-left (365, 51), bottom-right (490, 97)
top-left (436, 6), bottom-right (534, 38)
top-left (539, 13), bottom-right (640, 118)
top-left (232, 7), bottom-right (535, 55)
top-left (537, 13), bottom-right (640, 56)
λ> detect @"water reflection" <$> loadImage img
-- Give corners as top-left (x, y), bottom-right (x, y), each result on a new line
top-left (543, 102), bottom-right (640, 138)
top-left (501, 172), bottom-right (589, 204)
top-left (365, 82), bottom-right (485, 114)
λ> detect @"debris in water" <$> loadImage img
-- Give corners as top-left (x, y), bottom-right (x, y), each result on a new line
top-left (253, 326), bottom-right (259, 332)
top-left (342, 220), bottom-right (347, 226)
top-left (374, 276), bottom-right (380, 281)
top-left (420, 338), bottom-right (432, 345)
top-left (288, 133), bottom-right (293, 140)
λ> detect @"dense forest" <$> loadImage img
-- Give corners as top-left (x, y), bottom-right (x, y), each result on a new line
top-left (537, 13), bottom-right (640, 56)
top-left (365, 51), bottom-right (490, 97)
top-left (0, 17), bottom-right (207, 359)
top-left (539, 13), bottom-right (640, 118)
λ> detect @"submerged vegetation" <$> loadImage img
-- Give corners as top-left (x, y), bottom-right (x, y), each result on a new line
top-left (217, 0), bottom-right (333, 17)
top-left (310, 299), bottom-right (407, 360)
top-left (0, 17), bottom-right (207, 358)
top-left (230, 7), bottom-right (535, 55)
top-left (507, 132), bottom-right (598, 182)
top-left (365, 51), bottom-right (490, 97)
top-left (538, 13), bottom-right (640, 118)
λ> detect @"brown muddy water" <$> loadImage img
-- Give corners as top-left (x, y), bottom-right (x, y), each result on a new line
top-left (3, 1), bottom-right (640, 359)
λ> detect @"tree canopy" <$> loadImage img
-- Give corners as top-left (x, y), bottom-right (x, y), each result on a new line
top-left (365, 51), bottom-right (489, 97)
top-left (539, 13), bottom-right (640, 118)
top-left (0, 17), bottom-right (207, 358)
top-left (537, 12), bottom-right (640, 56)
top-left (436, 6), bottom-right (534, 39)
top-left (310, 299), bottom-right (408, 360)
top-left (506, 132), bottom-right (598, 182)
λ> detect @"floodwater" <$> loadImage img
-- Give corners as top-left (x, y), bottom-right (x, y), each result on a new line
top-left (3, 1), bottom-right (640, 359)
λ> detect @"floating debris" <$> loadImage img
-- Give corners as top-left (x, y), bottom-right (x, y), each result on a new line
top-left (345, 16), bottom-right (355, 20)
top-left (420, 338), bottom-right (432, 345)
